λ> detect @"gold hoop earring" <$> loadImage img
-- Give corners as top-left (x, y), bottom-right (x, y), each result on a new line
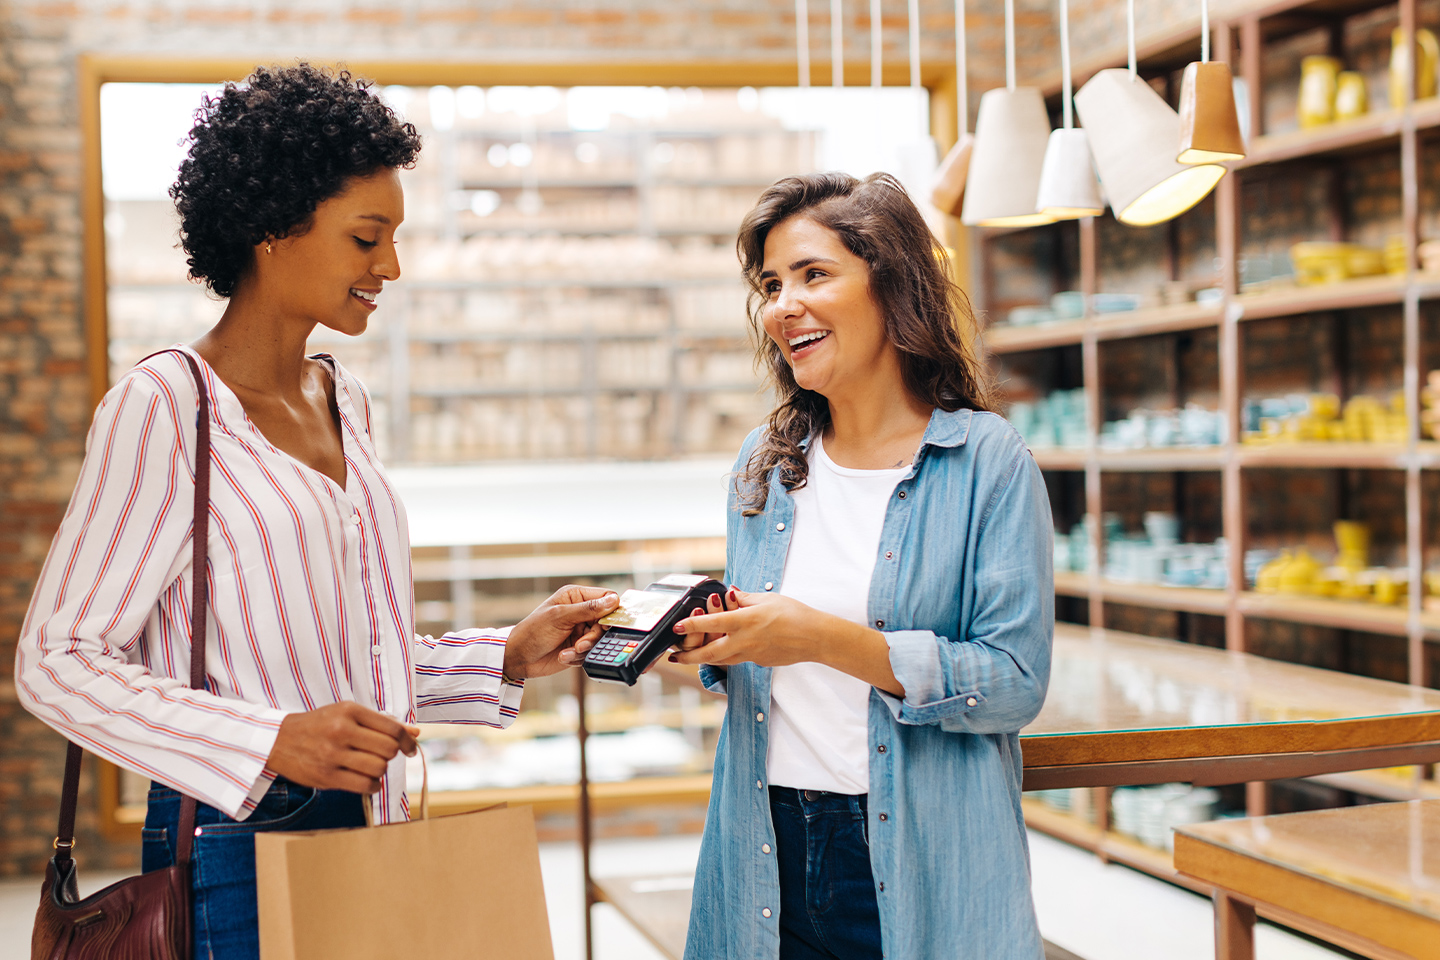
top-left (265, 242), bottom-right (273, 255)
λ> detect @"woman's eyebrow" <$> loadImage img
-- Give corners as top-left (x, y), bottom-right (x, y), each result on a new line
top-left (355, 213), bottom-right (392, 224)
top-left (759, 256), bottom-right (839, 279)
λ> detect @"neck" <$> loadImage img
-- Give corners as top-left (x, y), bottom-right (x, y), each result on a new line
top-left (821, 356), bottom-right (932, 451)
top-left (194, 283), bottom-right (316, 397)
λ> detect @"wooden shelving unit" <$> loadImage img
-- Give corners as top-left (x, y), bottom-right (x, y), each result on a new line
top-left (981, 0), bottom-right (1440, 681)
top-left (981, 0), bottom-right (1440, 870)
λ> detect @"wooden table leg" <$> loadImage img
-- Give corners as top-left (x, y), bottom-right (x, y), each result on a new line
top-left (1214, 890), bottom-right (1255, 960)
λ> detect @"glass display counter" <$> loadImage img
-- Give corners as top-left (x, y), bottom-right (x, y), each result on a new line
top-left (1176, 799), bottom-right (1440, 960)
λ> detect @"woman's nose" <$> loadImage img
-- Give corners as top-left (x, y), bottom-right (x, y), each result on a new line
top-left (375, 244), bottom-right (401, 282)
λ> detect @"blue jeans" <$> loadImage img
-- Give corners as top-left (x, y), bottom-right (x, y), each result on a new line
top-left (142, 779), bottom-right (365, 960)
top-left (769, 787), bottom-right (883, 960)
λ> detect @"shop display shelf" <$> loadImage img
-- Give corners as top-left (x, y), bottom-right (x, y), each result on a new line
top-left (1232, 275), bottom-right (1408, 321)
top-left (1096, 447), bottom-right (1227, 471)
top-left (1236, 591), bottom-right (1410, 636)
top-left (1053, 570), bottom-right (1090, 598)
top-left (403, 277), bottom-right (739, 290)
top-left (1020, 798), bottom-right (1206, 895)
top-left (1099, 581), bottom-right (1231, 615)
top-left (460, 176), bottom-right (779, 191)
top-left (404, 773), bottom-right (712, 820)
top-left (407, 382), bottom-right (758, 399)
top-left (1235, 442), bottom-right (1411, 469)
top-left (1305, 768), bottom-right (1440, 802)
top-left (1232, 106), bottom-right (1410, 170)
top-left (1031, 449), bottom-right (1088, 471)
top-left (1051, 573), bottom-right (1229, 614)
top-left (982, 318), bottom-right (1087, 353)
top-left (1092, 301), bottom-right (1223, 342)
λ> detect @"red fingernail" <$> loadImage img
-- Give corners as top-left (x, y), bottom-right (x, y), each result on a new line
top-left (728, 589), bottom-right (738, 602)
top-left (668, 654), bottom-right (678, 662)
top-left (673, 623), bottom-right (685, 634)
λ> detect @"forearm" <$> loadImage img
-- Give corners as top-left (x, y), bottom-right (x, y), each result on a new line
top-left (813, 615), bottom-right (905, 697)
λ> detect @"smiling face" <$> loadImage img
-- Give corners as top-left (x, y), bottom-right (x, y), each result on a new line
top-left (759, 215), bottom-right (899, 400)
top-left (257, 167), bottom-right (405, 336)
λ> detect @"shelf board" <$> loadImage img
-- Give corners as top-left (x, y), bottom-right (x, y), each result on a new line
top-left (460, 176), bottom-right (777, 190)
top-left (1031, 449), bottom-right (1088, 471)
top-left (1098, 448), bottom-right (1226, 471)
top-left (983, 301), bottom-right (1222, 355)
top-left (1053, 570), bottom-right (1090, 598)
top-left (1052, 572), bottom-right (1229, 614)
top-left (1020, 799), bottom-right (1207, 895)
top-left (982, 318), bottom-right (1087, 353)
top-left (1099, 581), bottom-right (1231, 615)
top-left (1306, 769), bottom-right (1440, 801)
top-left (1236, 591), bottom-right (1410, 636)
top-left (428, 773), bottom-right (714, 819)
top-left (1236, 442), bottom-right (1409, 469)
top-left (1235, 108), bottom-right (1408, 169)
top-left (409, 382), bottom-right (758, 399)
top-left (1232, 275), bottom-right (1407, 321)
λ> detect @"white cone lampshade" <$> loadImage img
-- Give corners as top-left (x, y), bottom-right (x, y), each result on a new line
top-left (930, 132), bottom-right (974, 217)
top-left (961, 88), bottom-right (1054, 227)
top-left (1036, 128), bottom-right (1104, 219)
top-left (1074, 68), bottom-right (1225, 226)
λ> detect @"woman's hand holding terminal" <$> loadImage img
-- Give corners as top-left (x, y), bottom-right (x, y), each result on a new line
top-left (504, 584), bottom-right (620, 679)
top-left (266, 702), bottom-right (421, 795)
top-left (670, 588), bottom-right (905, 697)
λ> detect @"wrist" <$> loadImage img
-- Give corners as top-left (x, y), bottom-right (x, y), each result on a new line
top-left (502, 640), bottom-right (524, 683)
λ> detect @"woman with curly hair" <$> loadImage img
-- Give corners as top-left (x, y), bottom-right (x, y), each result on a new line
top-left (16, 64), bottom-right (617, 959)
top-left (671, 173), bottom-right (1053, 959)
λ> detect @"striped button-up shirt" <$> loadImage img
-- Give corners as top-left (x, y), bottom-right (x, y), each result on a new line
top-left (17, 347), bottom-right (522, 824)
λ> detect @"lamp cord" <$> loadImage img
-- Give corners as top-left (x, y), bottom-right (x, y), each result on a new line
top-left (1060, 0), bottom-right (1073, 128)
top-left (955, 0), bottom-right (968, 133)
top-left (872, 0), bottom-right (883, 87)
top-left (833, 0), bottom-right (845, 87)
top-left (1201, 0), bottom-right (1210, 62)
top-left (797, 0), bottom-right (811, 87)
top-left (909, 0), bottom-right (921, 89)
top-left (1127, 0), bottom-right (1137, 79)
top-left (1006, 0), bottom-right (1016, 90)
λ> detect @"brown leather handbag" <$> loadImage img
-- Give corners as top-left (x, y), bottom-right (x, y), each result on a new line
top-left (32, 349), bottom-right (213, 960)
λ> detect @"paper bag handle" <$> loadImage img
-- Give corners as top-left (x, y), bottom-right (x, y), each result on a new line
top-left (363, 745), bottom-right (429, 826)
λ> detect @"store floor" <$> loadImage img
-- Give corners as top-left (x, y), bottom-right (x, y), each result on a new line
top-left (0, 830), bottom-right (1346, 959)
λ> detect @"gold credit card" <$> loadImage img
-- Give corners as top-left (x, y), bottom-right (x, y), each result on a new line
top-left (598, 589), bottom-right (685, 632)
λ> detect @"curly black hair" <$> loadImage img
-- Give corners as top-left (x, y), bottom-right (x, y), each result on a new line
top-left (171, 63), bottom-right (422, 298)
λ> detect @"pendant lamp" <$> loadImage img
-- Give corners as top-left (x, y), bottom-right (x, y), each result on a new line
top-left (1176, 0), bottom-right (1245, 163)
top-left (1035, 0), bottom-right (1103, 218)
top-left (1073, 0), bottom-right (1225, 226)
top-left (960, 0), bottom-right (1054, 227)
top-left (931, 0), bottom-right (973, 216)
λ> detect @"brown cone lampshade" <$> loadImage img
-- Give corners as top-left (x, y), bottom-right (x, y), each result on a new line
top-left (1177, 60), bottom-right (1246, 163)
top-left (930, 133), bottom-right (974, 217)
top-left (960, 88), bottom-right (1054, 228)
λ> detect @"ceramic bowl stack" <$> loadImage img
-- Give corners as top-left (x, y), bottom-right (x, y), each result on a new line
top-left (1111, 784), bottom-right (1220, 851)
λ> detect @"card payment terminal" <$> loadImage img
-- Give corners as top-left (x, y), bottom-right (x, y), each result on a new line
top-left (582, 574), bottom-right (726, 685)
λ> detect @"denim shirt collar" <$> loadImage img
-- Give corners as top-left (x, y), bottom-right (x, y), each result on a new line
top-left (796, 407), bottom-right (973, 454)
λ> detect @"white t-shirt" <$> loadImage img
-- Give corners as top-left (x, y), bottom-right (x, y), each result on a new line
top-left (766, 434), bottom-right (908, 795)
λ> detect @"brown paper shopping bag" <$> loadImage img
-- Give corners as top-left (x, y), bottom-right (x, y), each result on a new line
top-left (255, 797), bottom-right (554, 960)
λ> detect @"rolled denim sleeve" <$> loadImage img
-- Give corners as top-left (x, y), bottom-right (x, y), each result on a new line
top-left (879, 449), bottom-right (1053, 734)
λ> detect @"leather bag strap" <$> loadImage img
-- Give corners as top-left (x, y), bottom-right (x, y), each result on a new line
top-left (53, 348), bottom-right (213, 868)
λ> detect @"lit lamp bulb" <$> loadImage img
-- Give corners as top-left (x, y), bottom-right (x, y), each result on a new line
top-left (1074, 69), bottom-right (1225, 227)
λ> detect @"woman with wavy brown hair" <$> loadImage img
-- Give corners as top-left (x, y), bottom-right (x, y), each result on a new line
top-left (672, 172), bottom-right (1053, 960)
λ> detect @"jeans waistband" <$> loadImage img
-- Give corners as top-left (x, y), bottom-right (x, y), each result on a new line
top-left (769, 785), bottom-right (869, 814)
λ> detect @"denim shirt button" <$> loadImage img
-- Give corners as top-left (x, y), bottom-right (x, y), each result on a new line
top-left (756, 779), bottom-right (763, 789)
top-left (875, 619), bottom-right (884, 628)
top-left (764, 581), bottom-right (773, 591)
top-left (762, 843), bottom-right (771, 854)
top-left (763, 908), bottom-right (772, 918)
top-left (877, 744), bottom-right (886, 753)
top-left (756, 712), bottom-right (765, 722)
top-left (776, 522), bottom-right (785, 531)
top-left (885, 551), bottom-right (893, 560)
top-left (967, 697), bottom-right (978, 706)
top-left (897, 490), bottom-right (906, 499)
top-left (879, 813), bottom-right (888, 821)
top-left (879, 882), bottom-right (886, 891)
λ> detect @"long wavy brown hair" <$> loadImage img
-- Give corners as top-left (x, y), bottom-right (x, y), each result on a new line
top-left (735, 171), bottom-right (996, 515)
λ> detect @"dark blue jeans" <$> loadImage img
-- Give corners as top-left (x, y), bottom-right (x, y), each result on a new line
top-left (769, 786), bottom-right (883, 960)
top-left (142, 779), bottom-right (365, 960)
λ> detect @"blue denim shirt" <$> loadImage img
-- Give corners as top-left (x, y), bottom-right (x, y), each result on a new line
top-left (683, 408), bottom-right (1054, 960)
